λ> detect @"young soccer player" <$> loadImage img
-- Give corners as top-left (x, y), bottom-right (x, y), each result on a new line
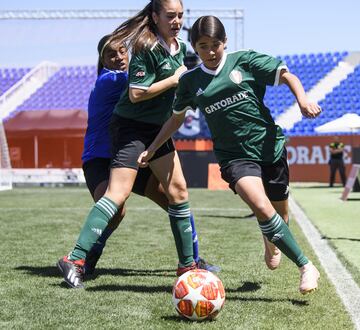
top-left (57, 0), bottom-right (217, 289)
top-left (80, 34), bottom-right (218, 275)
top-left (138, 15), bottom-right (322, 294)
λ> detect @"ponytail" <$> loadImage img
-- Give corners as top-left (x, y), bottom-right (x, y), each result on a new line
top-left (112, 2), bottom-right (158, 54)
top-left (112, 0), bottom-right (183, 54)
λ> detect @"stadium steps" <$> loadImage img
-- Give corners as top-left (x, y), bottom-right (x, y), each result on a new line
top-left (0, 61), bottom-right (60, 121)
top-left (275, 51), bottom-right (360, 130)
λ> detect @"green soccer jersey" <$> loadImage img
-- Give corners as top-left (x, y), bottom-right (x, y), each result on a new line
top-left (173, 50), bottom-right (288, 166)
top-left (114, 37), bottom-right (186, 125)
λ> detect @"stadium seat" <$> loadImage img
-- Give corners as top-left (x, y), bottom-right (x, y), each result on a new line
top-left (4, 51), bottom-right (356, 138)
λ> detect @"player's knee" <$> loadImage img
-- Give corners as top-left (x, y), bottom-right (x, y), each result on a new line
top-left (253, 199), bottom-right (273, 219)
top-left (167, 181), bottom-right (188, 203)
top-left (104, 188), bottom-right (131, 207)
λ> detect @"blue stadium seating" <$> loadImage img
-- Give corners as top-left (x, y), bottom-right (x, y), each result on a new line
top-left (264, 51), bottom-right (348, 127)
top-left (3, 51), bottom-right (360, 139)
top-left (15, 66), bottom-right (97, 116)
top-left (0, 67), bottom-right (31, 97)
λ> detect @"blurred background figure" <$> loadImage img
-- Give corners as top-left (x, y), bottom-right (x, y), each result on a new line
top-left (329, 136), bottom-right (347, 187)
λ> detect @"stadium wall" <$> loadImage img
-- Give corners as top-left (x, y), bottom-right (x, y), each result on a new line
top-left (6, 131), bottom-right (84, 168)
top-left (177, 135), bottom-right (360, 187)
top-left (5, 133), bottom-right (360, 186)
top-left (286, 135), bottom-right (358, 182)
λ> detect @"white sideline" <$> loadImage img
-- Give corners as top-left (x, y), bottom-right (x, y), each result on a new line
top-left (289, 196), bottom-right (360, 329)
top-left (1, 207), bottom-right (249, 212)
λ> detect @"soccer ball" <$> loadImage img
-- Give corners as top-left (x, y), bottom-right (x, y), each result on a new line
top-left (172, 269), bottom-right (225, 321)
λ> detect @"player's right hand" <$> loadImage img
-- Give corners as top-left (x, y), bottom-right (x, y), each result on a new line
top-left (137, 150), bottom-right (155, 168)
top-left (172, 65), bottom-right (188, 86)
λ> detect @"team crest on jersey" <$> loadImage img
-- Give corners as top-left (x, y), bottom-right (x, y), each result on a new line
top-left (229, 70), bottom-right (243, 84)
top-left (135, 71), bottom-right (145, 77)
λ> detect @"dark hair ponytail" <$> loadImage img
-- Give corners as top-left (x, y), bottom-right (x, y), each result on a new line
top-left (190, 15), bottom-right (226, 46)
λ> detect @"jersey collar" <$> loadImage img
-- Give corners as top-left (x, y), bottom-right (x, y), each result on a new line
top-left (155, 35), bottom-right (181, 56)
top-left (200, 52), bottom-right (228, 76)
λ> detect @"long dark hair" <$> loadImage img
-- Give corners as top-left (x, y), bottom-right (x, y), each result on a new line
top-left (190, 15), bottom-right (226, 46)
top-left (112, 0), bottom-right (183, 54)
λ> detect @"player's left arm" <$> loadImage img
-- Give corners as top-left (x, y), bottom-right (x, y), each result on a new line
top-left (279, 70), bottom-right (322, 118)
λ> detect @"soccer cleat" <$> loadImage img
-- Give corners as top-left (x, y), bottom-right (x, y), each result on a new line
top-left (57, 255), bottom-right (85, 289)
top-left (299, 261), bottom-right (320, 295)
top-left (176, 262), bottom-right (197, 277)
top-left (263, 235), bottom-right (282, 270)
top-left (84, 249), bottom-right (102, 275)
top-left (196, 257), bottom-right (221, 273)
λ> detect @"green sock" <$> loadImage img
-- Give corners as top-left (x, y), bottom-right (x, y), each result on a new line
top-left (168, 202), bottom-right (194, 267)
top-left (259, 213), bottom-right (308, 267)
top-left (69, 197), bottom-right (118, 260)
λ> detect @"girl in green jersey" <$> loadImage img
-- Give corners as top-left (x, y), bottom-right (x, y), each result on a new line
top-left (57, 1), bottom-right (212, 289)
top-left (139, 15), bottom-right (322, 294)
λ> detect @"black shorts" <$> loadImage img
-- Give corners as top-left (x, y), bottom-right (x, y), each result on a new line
top-left (110, 115), bottom-right (175, 169)
top-left (220, 148), bottom-right (289, 201)
top-left (83, 157), bottom-right (153, 198)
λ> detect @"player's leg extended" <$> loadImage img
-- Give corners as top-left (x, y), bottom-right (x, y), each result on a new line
top-left (82, 158), bottom-right (127, 274)
top-left (57, 167), bottom-right (136, 288)
top-left (149, 151), bottom-right (194, 274)
top-left (71, 167), bottom-right (136, 260)
top-left (143, 172), bottom-right (220, 272)
top-left (85, 179), bottom-right (125, 274)
top-left (262, 199), bottom-right (289, 270)
top-left (143, 173), bottom-right (199, 262)
top-left (235, 176), bottom-right (319, 294)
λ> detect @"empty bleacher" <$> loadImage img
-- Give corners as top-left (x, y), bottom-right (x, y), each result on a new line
top-left (0, 67), bottom-right (31, 97)
top-left (286, 62), bottom-right (360, 136)
top-left (2, 51), bottom-right (360, 138)
top-left (16, 66), bottom-right (97, 113)
top-left (265, 51), bottom-right (348, 123)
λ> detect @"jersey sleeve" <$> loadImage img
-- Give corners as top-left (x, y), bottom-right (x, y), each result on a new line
top-left (247, 50), bottom-right (288, 86)
top-left (173, 76), bottom-right (197, 114)
top-left (128, 51), bottom-right (156, 90)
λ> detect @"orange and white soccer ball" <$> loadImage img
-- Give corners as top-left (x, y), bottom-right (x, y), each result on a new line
top-left (172, 269), bottom-right (225, 321)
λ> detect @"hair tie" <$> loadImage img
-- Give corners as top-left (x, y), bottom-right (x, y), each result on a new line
top-left (100, 39), bottom-right (112, 59)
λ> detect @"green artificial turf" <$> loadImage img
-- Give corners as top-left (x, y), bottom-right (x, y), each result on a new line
top-left (0, 187), bottom-right (355, 329)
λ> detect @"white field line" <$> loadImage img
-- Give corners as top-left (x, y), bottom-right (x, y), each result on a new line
top-left (289, 196), bottom-right (360, 330)
top-left (0, 207), bottom-right (249, 212)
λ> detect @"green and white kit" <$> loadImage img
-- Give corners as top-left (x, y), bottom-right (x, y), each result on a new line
top-left (174, 50), bottom-right (288, 166)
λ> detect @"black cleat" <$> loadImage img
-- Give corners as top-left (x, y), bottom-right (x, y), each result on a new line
top-left (57, 255), bottom-right (85, 289)
top-left (197, 257), bottom-right (221, 273)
